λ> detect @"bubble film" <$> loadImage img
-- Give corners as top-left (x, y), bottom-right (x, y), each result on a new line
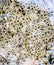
top-left (0, 0), bottom-right (54, 65)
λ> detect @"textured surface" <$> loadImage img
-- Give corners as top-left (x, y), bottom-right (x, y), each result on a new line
top-left (0, 0), bottom-right (54, 65)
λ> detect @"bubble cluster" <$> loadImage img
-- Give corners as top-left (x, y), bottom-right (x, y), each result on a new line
top-left (0, 0), bottom-right (54, 65)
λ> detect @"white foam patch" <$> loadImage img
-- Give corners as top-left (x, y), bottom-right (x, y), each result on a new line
top-left (8, 54), bottom-right (17, 61)
top-left (29, 22), bottom-right (33, 27)
top-left (16, 0), bottom-right (30, 3)
top-left (22, 58), bottom-right (34, 65)
top-left (34, 0), bottom-right (54, 12)
top-left (0, 48), bottom-right (7, 58)
top-left (22, 25), bottom-right (27, 32)
top-left (16, 0), bottom-right (54, 12)
top-left (4, 13), bottom-right (10, 20)
top-left (30, 13), bottom-right (39, 19)
top-left (49, 16), bottom-right (54, 25)
top-left (46, 50), bottom-right (54, 55)
top-left (9, 62), bottom-right (17, 65)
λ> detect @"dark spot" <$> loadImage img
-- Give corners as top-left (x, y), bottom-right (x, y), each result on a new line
top-left (19, 23), bottom-right (22, 25)
top-left (27, 6), bottom-right (30, 9)
top-left (44, 14), bottom-right (46, 16)
top-left (18, 9), bottom-right (21, 12)
top-left (22, 9), bottom-right (24, 13)
top-left (18, 44), bottom-right (22, 47)
top-left (16, 4), bottom-right (19, 6)
top-left (10, 0), bottom-right (12, 2)
top-left (26, 33), bottom-right (29, 36)
top-left (38, 10), bottom-right (41, 14)
top-left (14, 0), bottom-right (20, 6)
top-left (11, 33), bottom-right (14, 37)
top-left (31, 8), bottom-right (33, 10)
top-left (6, 41), bottom-right (8, 43)
top-left (22, 12), bottom-right (25, 16)
top-left (0, 20), bottom-right (3, 23)
top-left (13, 25), bottom-right (15, 27)
top-left (8, 31), bottom-right (11, 33)
top-left (19, 37), bottom-right (21, 40)
top-left (8, 3), bottom-right (10, 6)
top-left (52, 60), bottom-right (54, 63)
